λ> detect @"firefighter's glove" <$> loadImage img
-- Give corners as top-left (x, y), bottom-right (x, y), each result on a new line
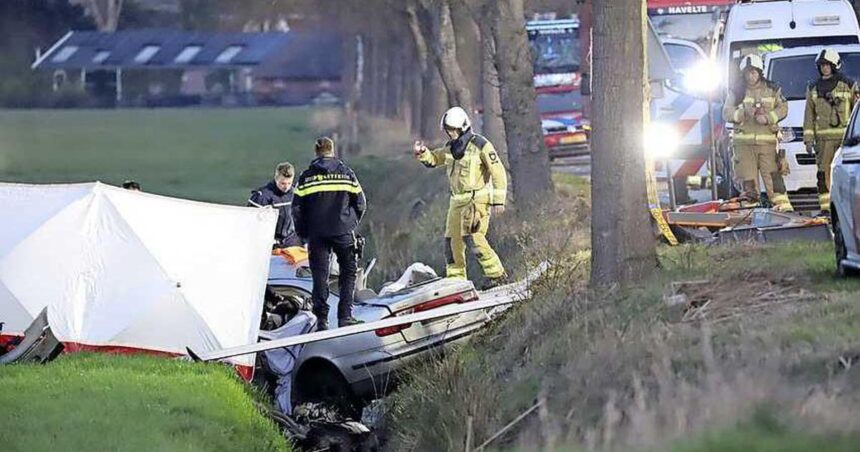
top-left (491, 205), bottom-right (506, 216)
top-left (413, 140), bottom-right (428, 159)
top-left (806, 143), bottom-right (816, 156)
top-left (743, 105), bottom-right (757, 121)
top-left (755, 114), bottom-right (769, 125)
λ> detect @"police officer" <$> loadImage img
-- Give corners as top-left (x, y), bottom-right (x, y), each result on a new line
top-left (293, 137), bottom-right (366, 331)
top-left (803, 48), bottom-right (859, 214)
top-left (248, 162), bottom-right (301, 248)
top-left (723, 54), bottom-right (794, 212)
top-left (414, 107), bottom-right (508, 289)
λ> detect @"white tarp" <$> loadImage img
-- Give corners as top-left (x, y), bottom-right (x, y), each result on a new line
top-left (263, 311), bottom-right (317, 414)
top-left (0, 182), bottom-right (278, 368)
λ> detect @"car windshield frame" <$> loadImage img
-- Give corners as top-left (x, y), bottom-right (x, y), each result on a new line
top-left (768, 52), bottom-right (860, 101)
top-left (727, 36), bottom-right (860, 95)
top-left (651, 12), bottom-right (719, 54)
top-left (664, 42), bottom-right (702, 73)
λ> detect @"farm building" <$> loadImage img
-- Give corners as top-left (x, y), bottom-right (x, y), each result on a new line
top-left (32, 29), bottom-right (342, 107)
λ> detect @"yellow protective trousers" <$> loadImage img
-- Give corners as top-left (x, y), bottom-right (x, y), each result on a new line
top-left (444, 196), bottom-right (505, 280)
top-left (815, 139), bottom-right (840, 210)
top-left (735, 143), bottom-right (794, 212)
top-left (735, 143), bottom-right (779, 198)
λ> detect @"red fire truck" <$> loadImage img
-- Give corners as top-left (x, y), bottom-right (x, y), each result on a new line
top-left (527, 16), bottom-right (591, 160)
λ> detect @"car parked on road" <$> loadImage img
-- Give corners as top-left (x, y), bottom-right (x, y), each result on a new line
top-left (538, 88), bottom-right (591, 160)
top-left (829, 105), bottom-right (860, 277)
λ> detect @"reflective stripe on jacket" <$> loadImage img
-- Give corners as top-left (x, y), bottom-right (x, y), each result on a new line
top-left (803, 77), bottom-right (858, 144)
top-left (418, 133), bottom-right (508, 205)
top-left (293, 157), bottom-right (366, 239)
top-left (723, 80), bottom-right (787, 145)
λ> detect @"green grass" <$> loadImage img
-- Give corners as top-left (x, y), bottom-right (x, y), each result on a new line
top-left (0, 353), bottom-right (289, 451)
top-left (386, 241), bottom-right (860, 451)
top-left (0, 108), bottom-right (321, 204)
top-left (668, 407), bottom-right (860, 452)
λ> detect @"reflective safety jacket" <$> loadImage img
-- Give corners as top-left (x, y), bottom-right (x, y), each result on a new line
top-left (723, 80), bottom-right (788, 145)
top-left (418, 132), bottom-right (508, 206)
top-left (293, 157), bottom-right (366, 239)
top-left (803, 75), bottom-right (859, 144)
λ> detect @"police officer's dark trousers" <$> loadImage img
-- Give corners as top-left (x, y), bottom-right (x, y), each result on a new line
top-left (308, 233), bottom-right (358, 323)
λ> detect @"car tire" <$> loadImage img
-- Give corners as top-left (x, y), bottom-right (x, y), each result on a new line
top-left (302, 423), bottom-right (380, 452)
top-left (294, 362), bottom-right (364, 419)
top-left (832, 212), bottom-right (857, 278)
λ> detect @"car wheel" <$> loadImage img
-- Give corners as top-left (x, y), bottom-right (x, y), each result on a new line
top-left (832, 213), bottom-right (857, 278)
top-left (294, 362), bottom-right (364, 419)
top-left (302, 423), bottom-right (380, 452)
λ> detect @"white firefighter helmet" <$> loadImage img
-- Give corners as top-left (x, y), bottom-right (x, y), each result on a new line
top-left (816, 48), bottom-right (842, 71)
top-left (440, 106), bottom-right (472, 133)
top-left (739, 54), bottom-right (764, 73)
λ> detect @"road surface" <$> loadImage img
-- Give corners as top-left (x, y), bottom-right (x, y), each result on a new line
top-left (551, 155), bottom-right (714, 205)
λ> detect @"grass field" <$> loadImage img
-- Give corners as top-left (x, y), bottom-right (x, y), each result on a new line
top-left (387, 240), bottom-right (860, 451)
top-left (0, 353), bottom-right (288, 451)
top-left (0, 108), bottom-right (322, 204)
top-left (0, 107), bottom-right (454, 280)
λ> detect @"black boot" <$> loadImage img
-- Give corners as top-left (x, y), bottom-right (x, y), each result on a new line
top-left (481, 273), bottom-right (510, 291)
top-left (741, 180), bottom-right (760, 207)
top-left (314, 311), bottom-right (329, 332)
top-left (316, 319), bottom-right (329, 332)
top-left (338, 317), bottom-right (364, 328)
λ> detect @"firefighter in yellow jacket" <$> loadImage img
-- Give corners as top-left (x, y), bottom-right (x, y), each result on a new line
top-left (803, 48), bottom-right (859, 214)
top-left (414, 107), bottom-right (508, 288)
top-left (723, 54), bottom-right (794, 212)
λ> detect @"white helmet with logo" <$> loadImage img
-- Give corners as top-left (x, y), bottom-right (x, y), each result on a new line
top-left (440, 106), bottom-right (472, 133)
top-left (816, 48), bottom-right (842, 71)
top-left (739, 54), bottom-right (764, 73)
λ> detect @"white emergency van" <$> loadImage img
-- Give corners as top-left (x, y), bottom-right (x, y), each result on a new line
top-left (764, 44), bottom-right (860, 210)
top-left (716, 0), bottom-right (860, 201)
top-left (719, 0), bottom-right (860, 86)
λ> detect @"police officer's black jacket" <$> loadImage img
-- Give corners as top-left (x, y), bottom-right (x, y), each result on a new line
top-left (248, 181), bottom-right (300, 247)
top-left (293, 157), bottom-right (366, 239)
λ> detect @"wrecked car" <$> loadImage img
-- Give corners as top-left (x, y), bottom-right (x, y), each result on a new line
top-left (0, 308), bottom-right (63, 365)
top-left (260, 256), bottom-right (500, 416)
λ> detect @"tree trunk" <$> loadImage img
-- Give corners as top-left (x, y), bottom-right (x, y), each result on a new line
top-left (423, 67), bottom-right (447, 139)
top-left (375, 39), bottom-right (390, 116)
top-left (408, 4), bottom-right (446, 139)
top-left (419, 0), bottom-right (474, 113)
top-left (368, 37), bottom-right (387, 116)
top-left (476, 7), bottom-right (508, 162)
top-left (86, 0), bottom-right (123, 32)
top-left (398, 47), bottom-right (413, 128)
top-left (389, 43), bottom-right (406, 120)
top-left (490, 0), bottom-right (552, 205)
top-left (589, 0), bottom-right (657, 288)
top-left (361, 37), bottom-right (375, 115)
top-left (410, 62), bottom-right (424, 137)
top-left (340, 34), bottom-right (364, 155)
top-left (402, 39), bottom-right (419, 131)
